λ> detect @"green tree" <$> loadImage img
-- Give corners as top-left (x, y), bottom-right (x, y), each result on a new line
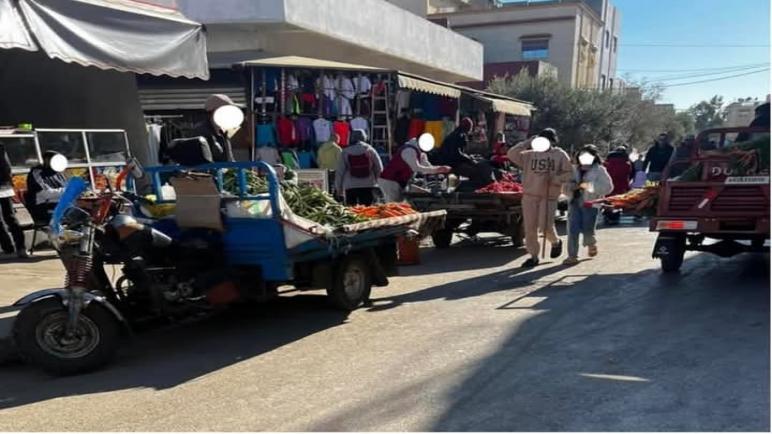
top-left (687, 95), bottom-right (726, 132)
top-left (488, 71), bottom-right (687, 152)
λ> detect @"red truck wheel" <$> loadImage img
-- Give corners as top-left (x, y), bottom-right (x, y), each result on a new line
top-left (657, 234), bottom-right (686, 273)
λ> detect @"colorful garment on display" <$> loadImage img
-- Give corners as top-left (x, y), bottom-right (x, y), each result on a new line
top-left (333, 120), bottom-right (351, 147)
top-left (336, 74), bottom-right (355, 117)
top-left (256, 123), bottom-right (277, 146)
top-left (256, 146), bottom-right (280, 165)
top-left (297, 150), bottom-right (316, 169)
top-left (395, 90), bottom-right (411, 115)
top-left (350, 116), bottom-right (368, 133)
top-left (407, 118), bottom-right (426, 141)
top-left (276, 116), bottom-right (298, 147)
top-left (421, 94), bottom-right (441, 121)
top-left (355, 74), bottom-right (372, 96)
top-left (312, 118), bottom-right (332, 143)
top-left (281, 150), bottom-right (300, 169)
top-left (295, 116), bottom-right (314, 144)
top-left (300, 93), bottom-right (317, 113)
top-left (424, 120), bottom-right (444, 148)
top-left (439, 97), bottom-right (457, 118)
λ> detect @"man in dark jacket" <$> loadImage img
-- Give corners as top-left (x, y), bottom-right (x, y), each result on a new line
top-left (643, 133), bottom-right (674, 181)
top-left (26, 151), bottom-right (67, 224)
top-left (160, 94), bottom-right (236, 164)
top-left (0, 145), bottom-right (28, 257)
top-left (434, 117), bottom-right (494, 190)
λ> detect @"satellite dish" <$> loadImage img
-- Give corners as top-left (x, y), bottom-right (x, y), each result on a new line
top-left (213, 105), bottom-right (245, 132)
top-left (49, 154), bottom-right (68, 173)
top-left (531, 136), bottom-right (551, 152)
top-left (578, 152), bottom-right (595, 166)
top-left (418, 133), bottom-right (435, 152)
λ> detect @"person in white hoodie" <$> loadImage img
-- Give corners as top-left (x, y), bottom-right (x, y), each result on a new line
top-left (563, 144), bottom-right (613, 265)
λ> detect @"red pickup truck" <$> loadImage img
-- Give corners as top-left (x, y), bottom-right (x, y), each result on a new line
top-left (650, 126), bottom-right (770, 272)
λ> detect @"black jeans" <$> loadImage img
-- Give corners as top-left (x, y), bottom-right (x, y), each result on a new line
top-left (0, 198), bottom-right (26, 253)
top-left (345, 188), bottom-right (376, 206)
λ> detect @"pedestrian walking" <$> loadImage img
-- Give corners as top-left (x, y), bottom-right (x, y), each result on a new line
top-left (508, 128), bottom-right (573, 268)
top-left (563, 145), bottom-right (613, 266)
top-left (603, 146), bottom-right (633, 224)
top-left (335, 129), bottom-right (383, 206)
top-left (0, 145), bottom-right (28, 258)
top-left (643, 133), bottom-right (674, 182)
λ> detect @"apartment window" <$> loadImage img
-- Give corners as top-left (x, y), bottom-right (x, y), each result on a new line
top-left (609, 78), bottom-right (614, 89)
top-left (613, 36), bottom-right (618, 53)
top-left (601, 74), bottom-right (607, 89)
top-left (521, 39), bottom-right (549, 60)
top-left (605, 30), bottom-right (610, 49)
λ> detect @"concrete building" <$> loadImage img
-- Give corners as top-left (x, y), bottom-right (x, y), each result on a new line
top-left (724, 99), bottom-right (763, 128)
top-left (429, 0), bottom-right (621, 89)
top-left (174, 0), bottom-right (483, 83)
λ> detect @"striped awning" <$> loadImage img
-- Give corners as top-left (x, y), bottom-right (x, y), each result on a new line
top-left (397, 73), bottom-right (461, 98)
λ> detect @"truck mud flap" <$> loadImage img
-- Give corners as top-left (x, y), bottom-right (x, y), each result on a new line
top-left (652, 235), bottom-right (680, 258)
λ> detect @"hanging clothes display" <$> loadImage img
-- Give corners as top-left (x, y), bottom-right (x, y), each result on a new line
top-left (256, 146), bottom-right (280, 165)
top-left (256, 123), bottom-right (277, 147)
top-left (295, 116), bottom-right (314, 144)
top-left (423, 120), bottom-right (444, 147)
top-left (407, 117), bottom-right (426, 141)
top-left (312, 117), bottom-right (332, 143)
top-left (333, 120), bottom-right (351, 147)
top-left (350, 116), bottom-right (368, 132)
top-left (276, 116), bottom-right (298, 147)
top-left (336, 74), bottom-right (355, 117)
top-left (296, 150), bottom-right (316, 169)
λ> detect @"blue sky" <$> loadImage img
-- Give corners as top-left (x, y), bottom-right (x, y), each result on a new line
top-left (613, 0), bottom-right (770, 109)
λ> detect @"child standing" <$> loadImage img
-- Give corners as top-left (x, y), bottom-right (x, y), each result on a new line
top-left (563, 145), bottom-right (613, 265)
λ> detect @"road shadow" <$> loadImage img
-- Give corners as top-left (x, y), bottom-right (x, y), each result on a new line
top-left (314, 253), bottom-right (770, 431)
top-left (0, 293), bottom-right (350, 411)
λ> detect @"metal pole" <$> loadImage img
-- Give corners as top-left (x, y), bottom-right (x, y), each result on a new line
top-left (541, 170), bottom-right (551, 259)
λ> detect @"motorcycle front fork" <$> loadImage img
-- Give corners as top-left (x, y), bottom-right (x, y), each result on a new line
top-left (63, 226), bottom-right (95, 337)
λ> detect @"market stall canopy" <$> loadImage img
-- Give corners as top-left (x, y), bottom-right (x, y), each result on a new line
top-left (461, 89), bottom-right (534, 116)
top-left (0, 0), bottom-right (209, 79)
top-left (238, 55), bottom-right (387, 72)
top-left (396, 73), bottom-right (461, 99)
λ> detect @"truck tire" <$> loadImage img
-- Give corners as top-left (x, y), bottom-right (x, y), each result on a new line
top-left (658, 236), bottom-right (686, 273)
top-left (431, 229), bottom-right (454, 249)
top-left (13, 298), bottom-right (121, 375)
top-left (327, 256), bottom-right (372, 311)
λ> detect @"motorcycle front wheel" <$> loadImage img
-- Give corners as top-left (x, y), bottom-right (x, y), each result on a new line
top-left (13, 298), bottom-right (121, 375)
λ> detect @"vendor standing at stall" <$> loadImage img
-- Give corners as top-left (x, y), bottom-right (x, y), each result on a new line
top-left (433, 117), bottom-right (495, 190)
top-left (190, 94), bottom-right (237, 162)
top-left (508, 128), bottom-right (572, 268)
top-left (379, 138), bottom-right (451, 202)
top-left (26, 151), bottom-right (67, 224)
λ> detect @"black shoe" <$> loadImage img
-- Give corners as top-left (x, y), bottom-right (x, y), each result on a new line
top-left (550, 240), bottom-right (563, 259)
top-left (522, 257), bottom-right (540, 268)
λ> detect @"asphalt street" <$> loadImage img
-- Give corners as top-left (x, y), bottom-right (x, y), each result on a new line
top-left (0, 221), bottom-right (768, 431)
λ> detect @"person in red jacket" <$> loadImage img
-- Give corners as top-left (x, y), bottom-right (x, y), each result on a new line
top-left (603, 146), bottom-right (633, 224)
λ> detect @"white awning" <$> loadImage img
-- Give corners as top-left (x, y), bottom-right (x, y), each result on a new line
top-left (463, 91), bottom-right (534, 116)
top-left (1, 0), bottom-right (210, 79)
top-left (238, 55), bottom-right (387, 72)
top-left (397, 73), bottom-right (461, 98)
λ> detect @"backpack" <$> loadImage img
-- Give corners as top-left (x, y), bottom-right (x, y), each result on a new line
top-left (348, 153), bottom-right (372, 178)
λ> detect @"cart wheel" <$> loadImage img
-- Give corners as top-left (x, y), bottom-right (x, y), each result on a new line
top-left (327, 256), bottom-right (372, 311)
top-left (658, 235), bottom-right (686, 273)
top-left (431, 229), bottom-right (454, 249)
top-left (13, 298), bottom-right (121, 375)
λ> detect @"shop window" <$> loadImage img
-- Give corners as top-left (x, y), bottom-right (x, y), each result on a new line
top-left (0, 136), bottom-right (39, 169)
top-left (37, 131), bottom-right (88, 164)
top-left (87, 131), bottom-right (129, 163)
top-left (521, 39), bottom-right (549, 60)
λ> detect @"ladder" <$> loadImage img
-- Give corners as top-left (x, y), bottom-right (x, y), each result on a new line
top-left (370, 74), bottom-right (393, 155)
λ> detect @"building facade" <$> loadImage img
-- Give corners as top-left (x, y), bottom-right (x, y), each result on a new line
top-left (429, 0), bottom-right (620, 89)
top-left (724, 99), bottom-right (764, 128)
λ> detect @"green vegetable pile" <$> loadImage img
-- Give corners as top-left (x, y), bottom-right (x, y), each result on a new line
top-left (222, 170), bottom-right (365, 226)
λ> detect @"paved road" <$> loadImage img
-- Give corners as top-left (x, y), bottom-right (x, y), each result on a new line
top-left (0, 222), bottom-right (768, 431)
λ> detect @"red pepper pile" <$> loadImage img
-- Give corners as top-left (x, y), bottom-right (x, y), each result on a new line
top-left (476, 173), bottom-right (523, 193)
